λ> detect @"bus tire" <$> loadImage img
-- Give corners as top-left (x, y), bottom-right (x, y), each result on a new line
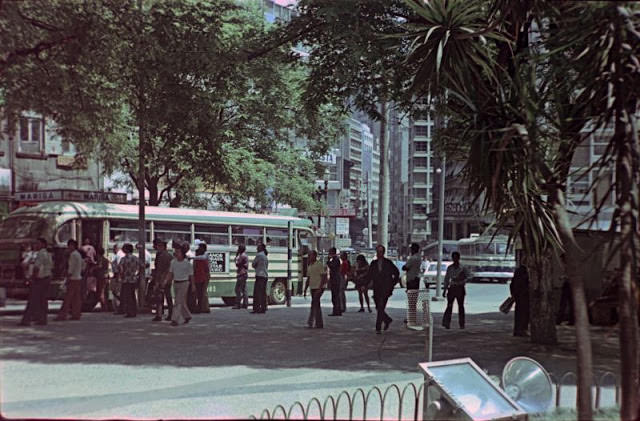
top-left (269, 280), bottom-right (286, 305)
top-left (221, 297), bottom-right (236, 306)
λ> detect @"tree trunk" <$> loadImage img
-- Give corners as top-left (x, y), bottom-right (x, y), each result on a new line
top-left (147, 181), bottom-right (159, 206)
top-left (529, 256), bottom-right (558, 345)
top-left (552, 192), bottom-right (594, 420)
top-left (377, 101), bottom-right (389, 249)
top-left (614, 103), bottom-right (639, 421)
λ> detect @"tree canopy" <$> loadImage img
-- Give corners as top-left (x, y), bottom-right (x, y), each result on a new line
top-left (1, 0), bottom-right (342, 211)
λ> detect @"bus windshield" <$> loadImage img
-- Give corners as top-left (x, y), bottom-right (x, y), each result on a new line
top-left (0, 216), bottom-right (47, 239)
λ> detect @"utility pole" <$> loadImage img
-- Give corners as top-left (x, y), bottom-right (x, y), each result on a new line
top-left (377, 101), bottom-right (389, 249)
top-left (434, 155), bottom-right (446, 300)
top-left (367, 175), bottom-right (373, 248)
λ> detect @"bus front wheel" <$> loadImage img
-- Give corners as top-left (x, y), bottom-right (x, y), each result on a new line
top-left (269, 280), bottom-right (286, 305)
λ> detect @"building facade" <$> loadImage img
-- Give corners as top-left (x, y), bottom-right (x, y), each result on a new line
top-left (0, 114), bottom-right (103, 216)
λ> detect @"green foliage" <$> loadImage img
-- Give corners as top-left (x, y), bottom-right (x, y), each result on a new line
top-left (275, 0), bottom-right (416, 118)
top-left (0, 0), bottom-right (341, 211)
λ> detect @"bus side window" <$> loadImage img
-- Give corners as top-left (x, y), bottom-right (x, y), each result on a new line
top-left (154, 222), bottom-right (191, 243)
top-left (266, 228), bottom-right (288, 247)
top-left (194, 224), bottom-right (229, 246)
top-left (109, 220), bottom-right (151, 243)
top-left (232, 226), bottom-right (263, 246)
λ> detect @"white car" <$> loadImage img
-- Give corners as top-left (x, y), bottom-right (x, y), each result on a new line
top-left (422, 261), bottom-right (453, 287)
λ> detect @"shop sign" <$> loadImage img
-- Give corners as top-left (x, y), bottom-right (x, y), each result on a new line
top-left (16, 189), bottom-right (128, 204)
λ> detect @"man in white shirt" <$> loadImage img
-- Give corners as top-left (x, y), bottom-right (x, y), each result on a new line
top-left (55, 239), bottom-right (84, 321)
top-left (19, 238), bottom-right (53, 326)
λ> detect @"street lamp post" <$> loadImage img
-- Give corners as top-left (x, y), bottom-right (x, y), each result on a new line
top-left (433, 156), bottom-right (446, 301)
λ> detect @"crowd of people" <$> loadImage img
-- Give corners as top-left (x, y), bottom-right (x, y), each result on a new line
top-left (22, 234), bottom-right (629, 336)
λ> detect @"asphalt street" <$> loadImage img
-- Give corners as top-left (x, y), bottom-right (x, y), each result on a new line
top-left (0, 283), bottom-right (621, 419)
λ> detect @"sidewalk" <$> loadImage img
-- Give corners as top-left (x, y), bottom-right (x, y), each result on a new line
top-left (0, 291), bottom-right (623, 418)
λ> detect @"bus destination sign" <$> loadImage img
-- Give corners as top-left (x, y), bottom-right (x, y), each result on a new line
top-left (208, 252), bottom-right (227, 273)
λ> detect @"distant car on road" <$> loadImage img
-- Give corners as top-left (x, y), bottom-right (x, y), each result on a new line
top-left (423, 261), bottom-right (453, 288)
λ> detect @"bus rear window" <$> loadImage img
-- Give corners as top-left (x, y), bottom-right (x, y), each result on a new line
top-left (0, 216), bottom-right (46, 239)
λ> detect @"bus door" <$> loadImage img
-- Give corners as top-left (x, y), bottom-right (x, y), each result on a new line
top-left (81, 220), bottom-right (103, 250)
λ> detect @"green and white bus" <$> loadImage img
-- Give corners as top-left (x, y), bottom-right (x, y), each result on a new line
top-left (0, 201), bottom-right (315, 308)
top-left (457, 234), bottom-right (515, 283)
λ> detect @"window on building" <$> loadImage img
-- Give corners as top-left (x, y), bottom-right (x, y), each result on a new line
top-left (414, 125), bottom-right (429, 137)
top-left (415, 141), bottom-right (428, 152)
top-left (194, 224), bottom-right (229, 246)
top-left (592, 134), bottom-right (608, 157)
top-left (413, 204), bottom-right (427, 214)
top-left (414, 173), bottom-right (427, 184)
top-left (568, 170), bottom-right (590, 195)
top-left (414, 157), bottom-right (428, 167)
top-left (19, 117), bottom-right (44, 154)
top-left (413, 188), bottom-right (427, 198)
top-left (413, 220), bottom-right (427, 231)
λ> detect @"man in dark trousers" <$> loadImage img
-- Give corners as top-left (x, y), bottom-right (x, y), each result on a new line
top-left (442, 251), bottom-right (471, 329)
top-left (327, 247), bottom-right (342, 316)
top-left (368, 245), bottom-right (400, 334)
top-left (510, 263), bottom-right (530, 336)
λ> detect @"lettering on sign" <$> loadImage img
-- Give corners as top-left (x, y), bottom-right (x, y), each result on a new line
top-left (208, 252), bottom-right (227, 273)
top-left (444, 202), bottom-right (480, 215)
top-left (15, 189), bottom-right (127, 204)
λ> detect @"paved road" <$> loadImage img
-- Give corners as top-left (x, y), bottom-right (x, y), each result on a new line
top-left (0, 284), bottom-right (620, 419)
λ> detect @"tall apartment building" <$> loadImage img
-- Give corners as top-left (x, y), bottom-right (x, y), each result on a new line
top-left (389, 108), bottom-right (410, 252)
top-left (388, 102), bottom-right (435, 255)
top-left (338, 116), bottom-right (380, 247)
top-left (0, 113), bottom-right (104, 215)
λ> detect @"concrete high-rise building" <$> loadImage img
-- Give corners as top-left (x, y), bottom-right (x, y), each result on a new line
top-left (388, 101), bottom-right (436, 256)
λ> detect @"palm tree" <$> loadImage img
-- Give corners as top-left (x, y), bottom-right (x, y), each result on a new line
top-left (399, 1), bottom-right (640, 419)
top-left (398, 0), bottom-right (596, 417)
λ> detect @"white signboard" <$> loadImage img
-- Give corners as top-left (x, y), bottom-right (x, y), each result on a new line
top-left (335, 217), bottom-right (350, 235)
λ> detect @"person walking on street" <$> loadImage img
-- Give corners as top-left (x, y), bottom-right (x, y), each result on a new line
top-left (166, 244), bottom-right (193, 326)
top-left (55, 239), bottom-right (84, 321)
top-left (511, 263), bottom-right (530, 336)
top-left (94, 246), bottom-right (109, 312)
top-left (19, 238), bottom-right (53, 326)
top-left (354, 254), bottom-right (371, 312)
top-left (403, 243), bottom-right (422, 325)
top-left (118, 243), bottom-right (139, 318)
top-left (304, 250), bottom-right (325, 329)
top-left (327, 247), bottom-right (342, 316)
top-left (110, 244), bottom-right (125, 314)
top-left (151, 238), bottom-right (173, 321)
top-left (233, 245), bottom-right (249, 309)
top-left (339, 251), bottom-right (350, 313)
top-left (251, 244), bottom-right (269, 314)
top-left (191, 242), bottom-right (210, 313)
top-left (368, 245), bottom-right (400, 334)
top-left (442, 251), bottom-right (471, 329)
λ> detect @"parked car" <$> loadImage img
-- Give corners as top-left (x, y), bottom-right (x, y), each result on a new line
top-left (422, 261), bottom-right (453, 287)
